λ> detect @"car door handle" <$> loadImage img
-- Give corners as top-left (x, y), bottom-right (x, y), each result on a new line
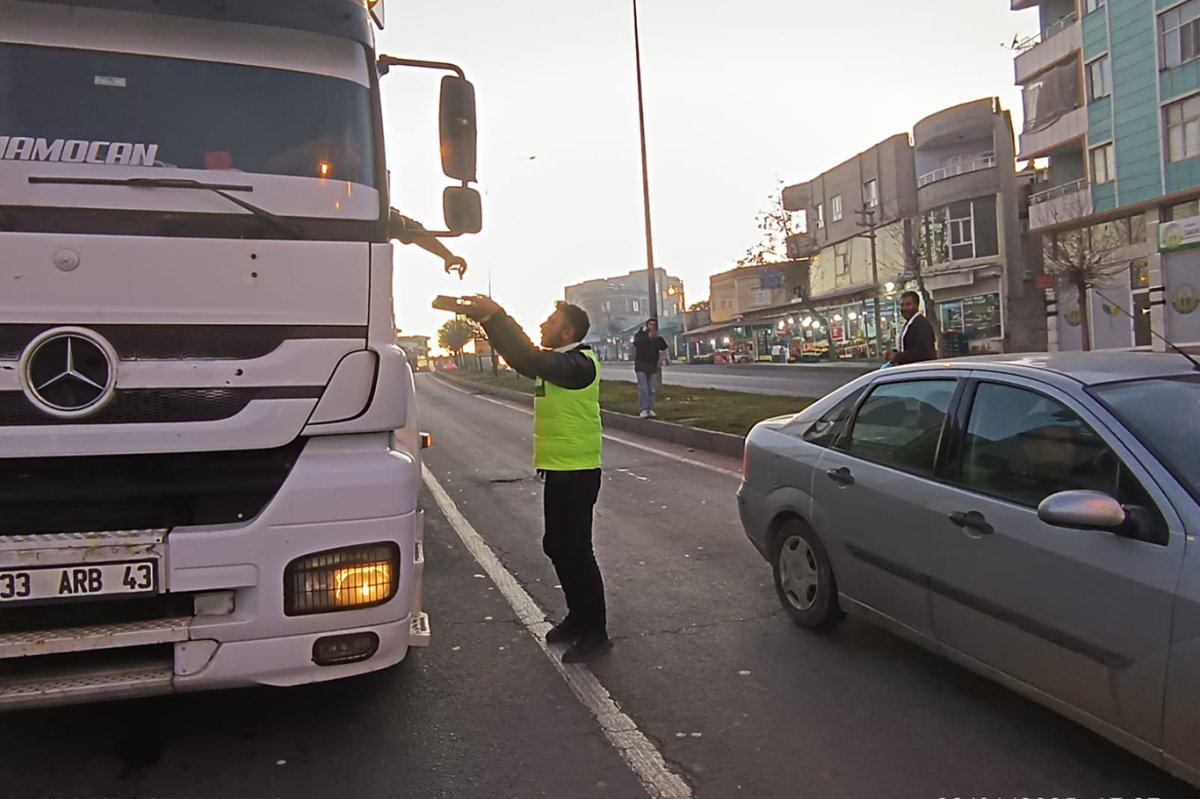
top-left (949, 510), bottom-right (993, 535)
top-left (826, 467), bottom-right (855, 486)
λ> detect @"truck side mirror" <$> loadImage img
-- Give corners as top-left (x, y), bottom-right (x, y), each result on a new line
top-left (440, 76), bottom-right (477, 182)
top-left (443, 187), bottom-right (483, 234)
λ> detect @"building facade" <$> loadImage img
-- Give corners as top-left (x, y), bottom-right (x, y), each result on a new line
top-left (1015, 0), bottom-right (1200, 350)
top-left (564, 268), bottom-right (685, 360)
top-left (780, 100), bottom-right (1042, 357)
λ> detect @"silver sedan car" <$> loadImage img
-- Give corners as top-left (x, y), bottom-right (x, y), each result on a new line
top-left (738, 352), bottom-right (1200, 787)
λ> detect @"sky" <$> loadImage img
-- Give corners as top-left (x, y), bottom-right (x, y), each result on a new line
top-left (376, 0), bottom-right (1041, 347)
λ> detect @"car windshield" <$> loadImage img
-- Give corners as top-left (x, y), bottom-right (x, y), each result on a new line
top-left (0, 43), bottom-right (376, 187)
top-left (1091, 374), bottom-right (1200, 503)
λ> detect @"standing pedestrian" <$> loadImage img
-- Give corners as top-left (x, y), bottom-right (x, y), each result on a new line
top-left (886, 291), bottom-right (937, 365)
top-left (458, 295), bottom-right (613, 663)
top-left (633, 318), bottom-right (668, 418)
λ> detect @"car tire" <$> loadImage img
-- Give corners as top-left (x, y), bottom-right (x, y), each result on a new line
top-left (771, 518), bottom-right (843, 629)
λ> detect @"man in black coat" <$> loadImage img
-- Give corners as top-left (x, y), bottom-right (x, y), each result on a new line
top-left (887, 291), bottom-right (937, 365)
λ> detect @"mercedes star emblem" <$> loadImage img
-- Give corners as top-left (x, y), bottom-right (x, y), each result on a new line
top-left (19, 327), bottom-right (118, 418)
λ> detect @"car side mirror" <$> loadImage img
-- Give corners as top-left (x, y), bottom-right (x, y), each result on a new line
top-left (1037, 490), bottom-right (1128, 531)
top-left (440, 76), bottom-right (477, 182)
top-left (443, 186), bottom-right (482, 234)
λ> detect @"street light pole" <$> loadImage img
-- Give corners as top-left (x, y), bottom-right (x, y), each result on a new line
top-left (632, 0), bottom-right (658, 320)
top-left (857, 207), bottom-right (884, 360)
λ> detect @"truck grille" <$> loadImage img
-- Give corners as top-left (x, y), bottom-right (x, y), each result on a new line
top-left (0, 323), bottom-right (366, 360)
top-left (0, 387), bottom-right (321, 426)
top-left (0, 438), bottom-right (307, 535)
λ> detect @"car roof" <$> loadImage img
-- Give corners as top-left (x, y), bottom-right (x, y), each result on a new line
top-left (893, 351), bottom-right (1200, 387)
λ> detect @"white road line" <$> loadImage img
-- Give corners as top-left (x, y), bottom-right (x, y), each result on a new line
top-left (429, 377), bottom-right (741, 479)
top-left (422, 465), bottom-right (694, 799)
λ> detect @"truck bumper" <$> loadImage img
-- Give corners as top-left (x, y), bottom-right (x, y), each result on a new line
top-left (0, 434), bottom-right (429, 711)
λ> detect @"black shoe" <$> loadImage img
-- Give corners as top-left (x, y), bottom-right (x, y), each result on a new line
top-left (545, 619), bottom-right (582, 645)
top-left (562, 633), bottom-right (613, 664)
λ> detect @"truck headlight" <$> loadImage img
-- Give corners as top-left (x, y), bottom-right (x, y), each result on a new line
top-left (284, 543), bottom-right (400, 616)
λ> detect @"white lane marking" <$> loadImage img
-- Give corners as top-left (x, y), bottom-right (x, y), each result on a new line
top-left (422, 466), bottom-right (693, 799)
top-left (430, 377), bottom-right (741, 479)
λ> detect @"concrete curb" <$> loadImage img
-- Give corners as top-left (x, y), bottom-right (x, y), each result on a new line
top-left (605, 361), bottom-right (878, 376)
top-left (433, 374), bottom-right (746, 459)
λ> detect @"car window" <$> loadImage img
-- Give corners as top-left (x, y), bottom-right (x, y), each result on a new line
top-left (800, 389), bottom-right (863, 448)
top-left (842, 380), bottom-right (956, 475)
top-left (961, 382), bottom-right (1155, 512)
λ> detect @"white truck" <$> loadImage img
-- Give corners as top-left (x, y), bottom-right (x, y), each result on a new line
top-left (0, 0), bottom-right (481, 708)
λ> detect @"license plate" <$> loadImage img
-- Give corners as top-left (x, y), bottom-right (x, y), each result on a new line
top-left (0, 560), bottom-right (157, 604)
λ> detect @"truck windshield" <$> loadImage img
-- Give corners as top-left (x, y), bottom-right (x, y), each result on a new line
top-left (0, 43), bottom-right (376, 187)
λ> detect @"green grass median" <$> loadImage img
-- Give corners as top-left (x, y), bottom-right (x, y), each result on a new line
top-left (442, 369), bottom-right (815, 437)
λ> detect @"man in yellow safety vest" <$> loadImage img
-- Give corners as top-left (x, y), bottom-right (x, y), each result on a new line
top-left (459, 296), bottom-right (611, 664)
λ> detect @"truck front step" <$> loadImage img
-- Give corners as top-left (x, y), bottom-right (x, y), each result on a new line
top-left (0, 651), bottom-right (173, 712)
top-left (0, 617), bottom-right (190, 660)
top-left (409, 612), bottom-right (431, 647)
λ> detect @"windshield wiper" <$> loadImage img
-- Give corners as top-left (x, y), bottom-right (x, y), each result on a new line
top-left (27, 176), bottom-right (305, 239)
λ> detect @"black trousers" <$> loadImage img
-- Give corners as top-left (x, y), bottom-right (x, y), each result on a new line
top-left (541, 468), bottom-right (605, 635)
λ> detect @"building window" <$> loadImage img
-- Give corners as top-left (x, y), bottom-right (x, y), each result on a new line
top-left (1162, 0), bottom-right (1200, 69)
top-left (1085, 0), bottom-right (1104, 12)
top-left (632, 299), bottom-right (640, 313)
top-left (831, 195), bottom-right (843, 222)
top-left (939, 293), bottom-right (1001, 341)
top-left (1166, 94), bottom-right (1200, 162)
top-left (815, 202), bottom-right (825, 229)
top-left (948, 201), bottom-right (975, 261)
top-left (1090, 143), bottom-right (1116, 184)
top-left (835, 248), bottom-right (851, 276)
top-left (863, 179), bottom-right (878, 209)
top-left (750, 288), bottom-right (770, 307)
top-left (1087, 56), bottom-right (1112, 101)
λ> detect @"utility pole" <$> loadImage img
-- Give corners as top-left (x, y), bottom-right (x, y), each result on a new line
top-left (857, 207), bottom-right (884, 360)
top-left (488, 264), bottom-right (498, 376)
top-left (632, 0), bottom-right (658, 320)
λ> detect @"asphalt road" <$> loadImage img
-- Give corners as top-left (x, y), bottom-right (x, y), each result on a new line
top-left (599, 362), bottom-right (869, 399)
top-left (1, 374), bottom-right (1196, 799)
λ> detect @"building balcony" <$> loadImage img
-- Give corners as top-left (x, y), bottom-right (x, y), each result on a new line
top-left (917, 155), bottom-right (997, 189)
top-left (1014, 13), bottom-right (1081, 85)
top-left (786, 232), bottom-right (820, 259)
top-left (1028, 178), bottom-right (1091, 230)
top-left (917, 157), bottom-right (1002, 212)
top-left (1019, 106), bottom-right (1086, 160)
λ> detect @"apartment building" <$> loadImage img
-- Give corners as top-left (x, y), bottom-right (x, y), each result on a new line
top-left (1015, 0), bottom-right (1200, 350)
top-left (913, 98), bottom-right (1047, 352)
top-left (780, 100), bottom-right (1041, 357)
top-left (564, 268), bottom-right (685, 359)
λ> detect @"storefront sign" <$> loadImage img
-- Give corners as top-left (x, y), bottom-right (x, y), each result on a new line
top-left (1159, 215), bottom-right (1200, 252)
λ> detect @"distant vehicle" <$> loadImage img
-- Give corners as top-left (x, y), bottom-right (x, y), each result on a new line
top-left (738, 352), bottom-right (1200, 787)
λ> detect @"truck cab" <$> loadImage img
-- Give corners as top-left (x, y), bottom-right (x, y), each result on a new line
top-left (0, 0), bottom-right (479, 708)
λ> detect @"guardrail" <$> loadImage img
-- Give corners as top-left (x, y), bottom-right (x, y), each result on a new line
top-left (917, 155), bottom-right (997, 188)
top-left (1016, 12), bottom-right (1077, 53)
top-left (1029, 177), bottom-right (1087, 205)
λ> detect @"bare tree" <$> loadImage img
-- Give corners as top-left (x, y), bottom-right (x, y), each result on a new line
top-left (1040, 197), bottom-right (1130, 351)
top-left (740, 183), bottom-right (835, 357)
top-left (884, 215), bottom-right (944, 345)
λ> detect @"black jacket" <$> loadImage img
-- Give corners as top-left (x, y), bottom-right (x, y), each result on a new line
top-left (632, 329), bottom-right (668, 373)
top-left (480, 312), bottom-right (596, 390)
top-left (893, 313), bottom-right (937, 365)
